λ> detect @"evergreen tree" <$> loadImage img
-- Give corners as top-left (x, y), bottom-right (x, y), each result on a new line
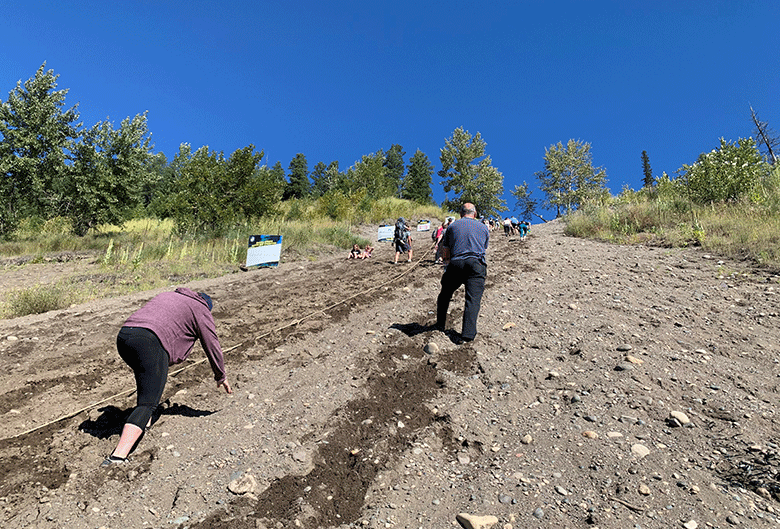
top-left (310, 161), bottom-right (329, 197)
top-left (283, 153), bottom-right (309, 200)
top-left (641, 150), bottom-right (653, 188)
top-left (536, 139), bottom-right (607, 217)
top-left (384, 144), bottom-right (406, 198)
top-left (0, 63), bottom-right (81, 235)
top-left (404, 149), bottom-right (433, 204)
top-left (439, 127), bottom-right (506, 217)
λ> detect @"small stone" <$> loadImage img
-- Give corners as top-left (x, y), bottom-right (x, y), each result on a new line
top-left (683, 521), bottom-right (698, 529)
top-left (726, 514), bottom-right (739, 525)
top-left (521, 434), bottom-right (533, 445)
top-left (456, 513), bottom-right (499, 529)
top-left (626, 355), bottom-right (644, 364)
top-left (532, 508), bottom-right (544, 519)
top-left (555, 485), bottom-right (568, 496)
top-left (424, 342), bottom-right (440, 354)
top-left (606, 432), bottom-right (623, 438)
top-left (502, 322), bottom-right (516, 330)
top-left (631, 444), bottom-right (651, 459)
top-left (582, 431), bottom-right (599, 439)
top-left (614, 362), bottom-right (634, 371)
top-left (670, 410), bottom-right (691, 425)
top-left (6, 336), bottom-right (18, 341)
top-left (228, 474), bottom-right (258, 495)
top-left (568, 303), bottom-right (578, 310)
top-left (616, 344), bottom-right (633, 351)
top-left (458, 454), bottom-right (471, 465)
top-left (498, 494), bottom-right (512, 504)
top-left (639, 484), bottom-right (651, 495)
top-left (292, 449), bottom-right (308, 462)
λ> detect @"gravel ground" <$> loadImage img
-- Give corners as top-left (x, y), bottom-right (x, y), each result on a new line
top-left (2, 218), bottom-right (780, 529)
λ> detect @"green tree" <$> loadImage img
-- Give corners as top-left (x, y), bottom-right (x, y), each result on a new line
top-left (342, 151), bottom-right (393, 198)
top-left (679, 137), bottom-right (769, 204)
top-left (0, 63), bottom-right (81, 235)
top-left (310, 161), bottom-right (329, 197)
top-left (403, 149), bottom-right (433, 204)
top-left (283, 153), bottom-right (309, 200)
top-left (536, 139), bottom-right (608, 217)
top-left (64, 113), bottom-right (155, 235)
top-left (439, 127), bottom-right (506, 217)
top-left (164, 144), bottom-right (270, 235)
top-left (511, 181), bottom-right (537, 221)
top-left (384, 144), bottom-right (406, 198)
top-left (641, 150), bottom-right (653, 188)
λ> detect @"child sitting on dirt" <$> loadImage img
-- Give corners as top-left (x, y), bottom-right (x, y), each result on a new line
top-left (348, 244), bottom-right (362, 259)
top-left (361, 244), bottom-right (374, 259)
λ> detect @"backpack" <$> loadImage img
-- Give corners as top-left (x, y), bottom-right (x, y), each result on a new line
top-left (394, 221), bottom-right (405, 242)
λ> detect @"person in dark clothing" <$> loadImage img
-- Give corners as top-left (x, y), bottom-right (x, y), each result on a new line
top-left (101, 288), bottom-right (232, 467)
top-left (436, 203), bottom-right (490, 342)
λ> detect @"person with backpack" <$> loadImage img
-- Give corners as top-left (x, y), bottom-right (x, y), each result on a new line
top-left (393, 217), bottom-right (413, 264)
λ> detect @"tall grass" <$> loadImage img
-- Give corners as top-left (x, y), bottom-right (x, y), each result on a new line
top-left (564, 191), bottom-right (780, 268)
top-left (0, 198), bottom-right (450, 317)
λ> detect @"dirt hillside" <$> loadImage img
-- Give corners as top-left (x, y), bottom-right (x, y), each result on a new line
top-left (2, 219), bottom-right (780, 529)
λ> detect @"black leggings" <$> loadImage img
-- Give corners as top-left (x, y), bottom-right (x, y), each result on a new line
top-left (117, 327), bottom-right (169, 429)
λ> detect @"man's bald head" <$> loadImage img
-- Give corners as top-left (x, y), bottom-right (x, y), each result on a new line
top-left (460, 203), bottom-right (477, 218)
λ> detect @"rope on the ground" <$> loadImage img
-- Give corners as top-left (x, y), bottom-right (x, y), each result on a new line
top-left (7, 242), bottom-right (436, 440)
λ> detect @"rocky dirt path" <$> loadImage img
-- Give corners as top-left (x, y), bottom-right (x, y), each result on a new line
top-left (2, 219), bottom-right (780, 529)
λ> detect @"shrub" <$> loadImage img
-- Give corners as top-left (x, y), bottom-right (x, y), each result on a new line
top-left (3, 284), bottom-right (71, 317)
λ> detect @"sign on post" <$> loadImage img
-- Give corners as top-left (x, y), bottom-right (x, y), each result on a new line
top-left (246, 235), bottom-right (283, 268)
top-left (377, 225), bottom-right (394, 242)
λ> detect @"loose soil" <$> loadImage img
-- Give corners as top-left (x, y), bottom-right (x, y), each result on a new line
top-left (2, 219), bottom-right (780, 528)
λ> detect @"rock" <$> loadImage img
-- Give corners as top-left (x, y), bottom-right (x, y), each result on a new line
top-left (683, 521), bottom-right (698, 529)
top-left (458, 453), bottom-right (471, 465)
top-left (726, 514), bottom-right (739, 525)
top-left (616, 344), bottom-right (633, 351)
top-left (555, 485), bottom-right (568, 496)
top-left (582, 431), bottom-right (599, 439)
top-left (7, 336), bottom-right (18, 341)
top-left (502, 322), bottom-right (516, 330)
top-left (424, 342), bottom-right (440, 354)
top-left (614, 362), bottom-right (634, 371)
top-left (639, 484), bottom-right (651, 495)
top-left (521, 434), bottom-right (533, 445)
top-left (631, 444), bottom-right (651, 459)
top-left (625, 355), bottom-right (644, 364)
top-left (456, 513), bottom-right (499, 529)
top-left (228, 474), bottom-right (258, 495)
top-left (498, 494), bottom-right (512, 504)
top-left (606, 432), bottom-right (623, 438)
top-left (670, 410), bottom-right (691, 425)
top-left (532, 508), bottom-right (544, 519)
top-left (292, 449), bottom-right (308, 462)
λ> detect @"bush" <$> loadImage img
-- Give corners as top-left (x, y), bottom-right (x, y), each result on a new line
top-left (3, 284), bottom-right (71, 317)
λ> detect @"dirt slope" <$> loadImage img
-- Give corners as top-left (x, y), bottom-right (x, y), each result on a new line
top-left (2, 219), bottom-right (780, 529)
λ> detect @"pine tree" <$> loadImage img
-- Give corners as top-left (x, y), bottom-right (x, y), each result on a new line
top-left (404, 149), bottom-right (433, 204)
top-left (641, 150), bottom-right (653, 188)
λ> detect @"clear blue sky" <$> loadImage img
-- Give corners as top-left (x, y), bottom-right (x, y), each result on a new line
top-left (2, 1), bottom-right (778, 219)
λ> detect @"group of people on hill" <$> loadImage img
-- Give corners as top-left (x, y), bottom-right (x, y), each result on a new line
top-left (502, 216), bottom-right (530, 239)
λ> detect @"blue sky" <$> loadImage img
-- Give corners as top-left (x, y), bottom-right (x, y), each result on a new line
top-left (2, 1), bottom-right (778, 219)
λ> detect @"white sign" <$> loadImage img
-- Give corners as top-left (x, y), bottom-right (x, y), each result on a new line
top-left (417, 219), bottom-right (431, 232)
top-left (246, 235), bottom-right (283, 268)
top-left (377, 225), bottom-right (394, 242)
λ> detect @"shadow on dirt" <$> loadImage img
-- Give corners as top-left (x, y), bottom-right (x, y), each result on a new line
top-left (79, 402), bottom-right (217, 439)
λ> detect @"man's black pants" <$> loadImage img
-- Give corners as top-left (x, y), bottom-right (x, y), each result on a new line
top-left (436, 257), bottom-right (487, 340)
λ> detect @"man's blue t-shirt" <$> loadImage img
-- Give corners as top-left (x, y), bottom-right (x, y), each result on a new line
top-left (442, 217), bottom-right (490, 263)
